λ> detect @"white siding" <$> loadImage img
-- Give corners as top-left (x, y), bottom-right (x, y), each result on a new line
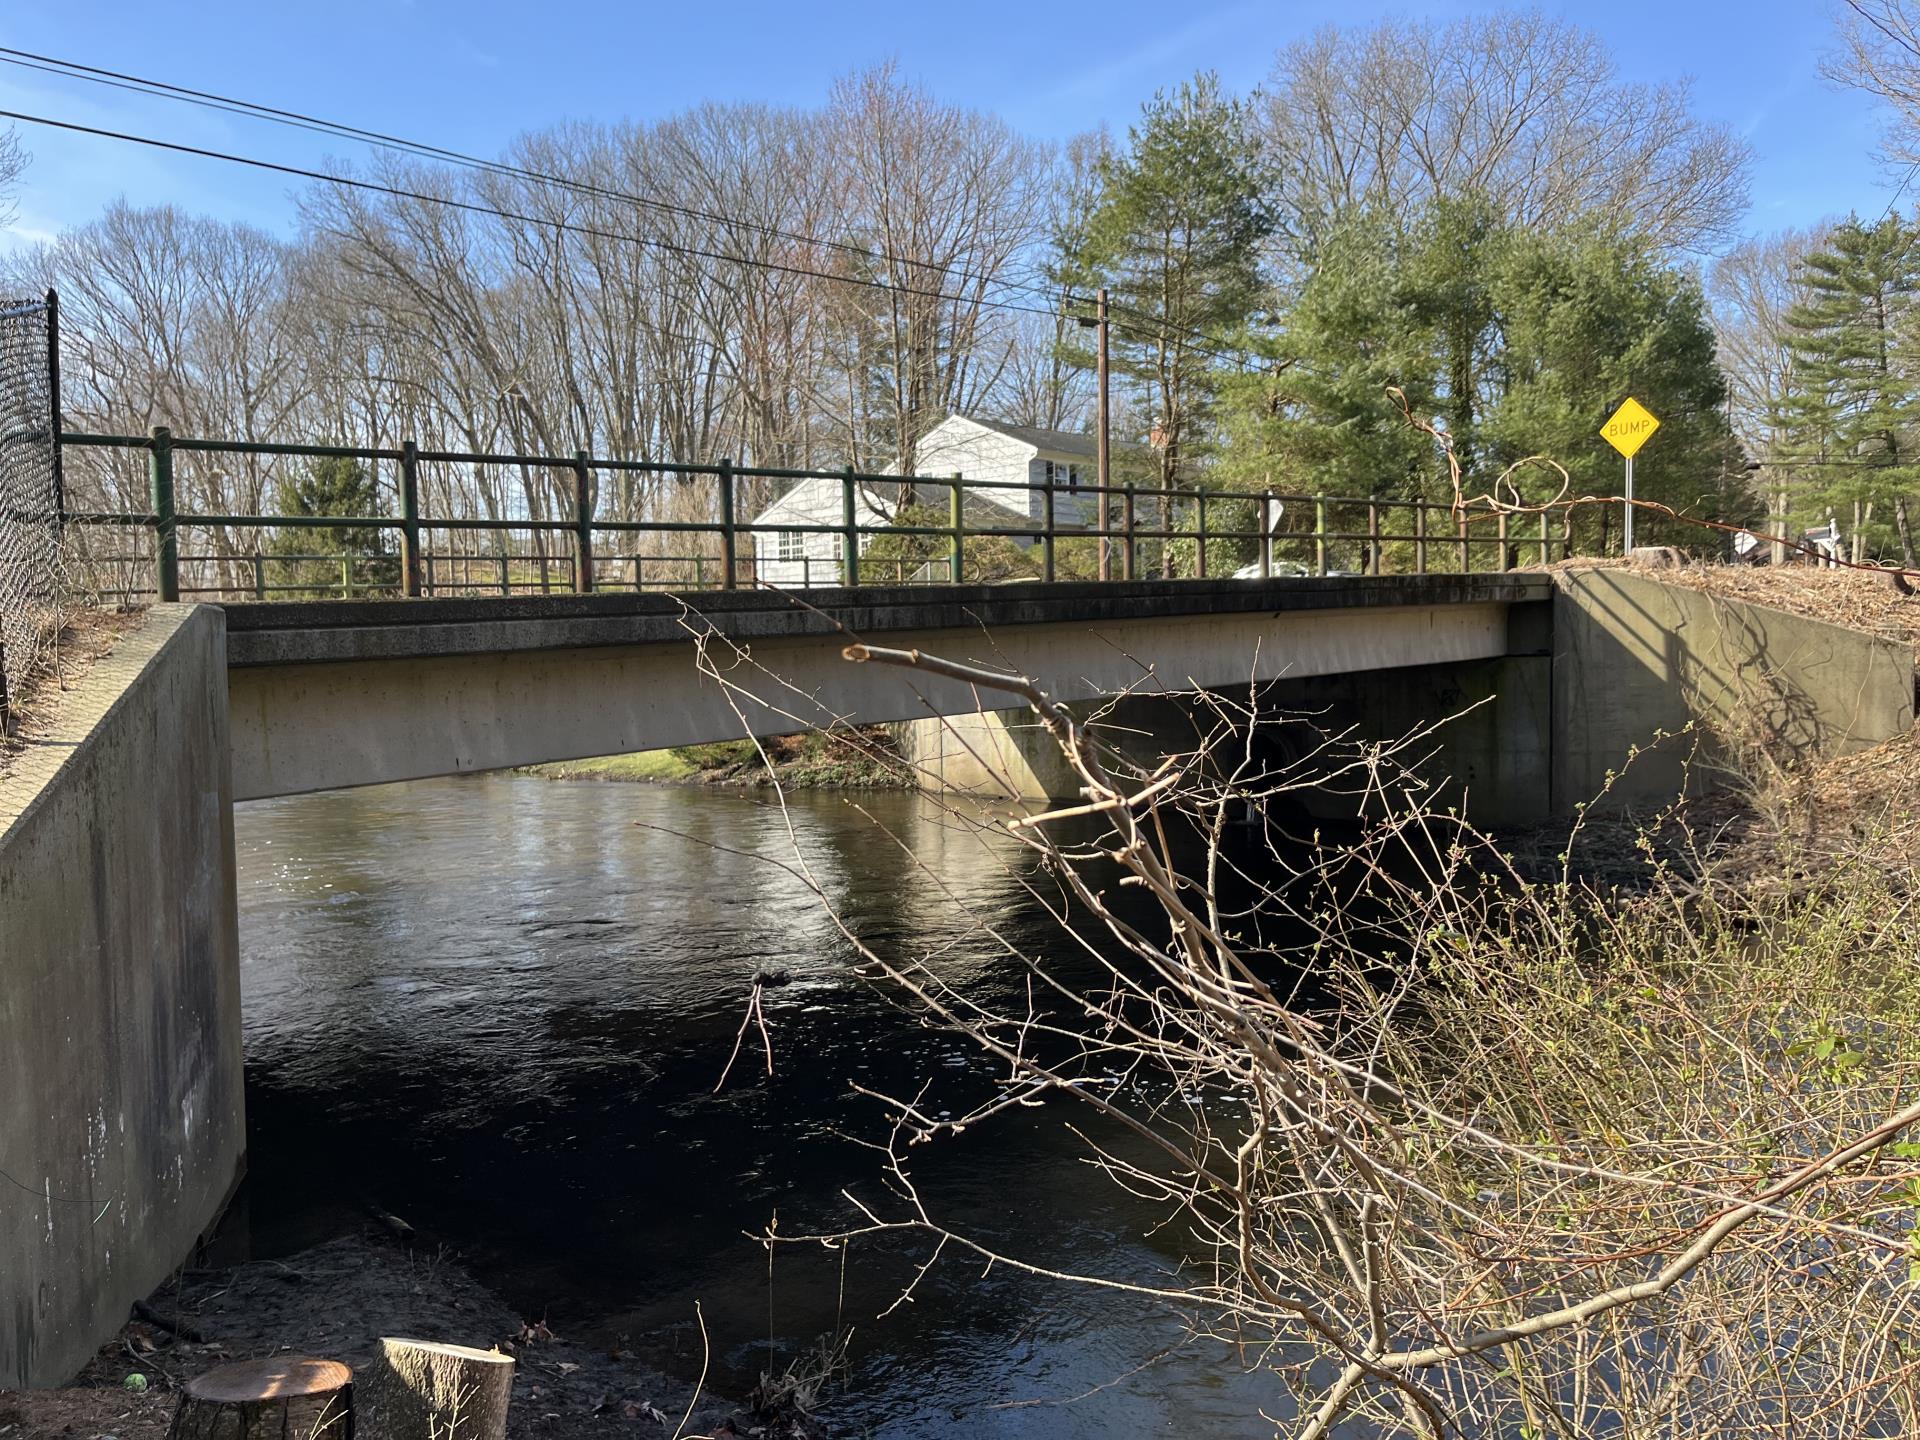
top-left (913, 421), bottom-right (1036, 519)
top-left (745, 417), bottom-right (1104, 587)
top-left (750, 476), bottom-right (894, 589)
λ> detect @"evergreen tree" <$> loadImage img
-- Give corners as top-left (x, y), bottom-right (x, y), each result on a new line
top-left (1063, 73), bottom-right (1273, 504)
top-left (268, 456), bottom-right (395, 595)
top-left (1774, 216), bottom-right (1920, 562)
top-left (1221, 195), bottom-right (1742, 556)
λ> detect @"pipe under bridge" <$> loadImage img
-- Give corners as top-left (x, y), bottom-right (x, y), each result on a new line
top-left (220, 574), bottom-right (1551, 801)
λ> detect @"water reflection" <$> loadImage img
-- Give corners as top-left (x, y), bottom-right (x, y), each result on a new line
top-left (237, 776), bottom-right (1283, 1436)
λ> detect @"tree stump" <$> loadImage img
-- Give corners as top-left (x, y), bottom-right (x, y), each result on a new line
top-left (168, 1357), bottom-right (354, 1438)
top-left (362, 1338), bottom-right (514, 1440)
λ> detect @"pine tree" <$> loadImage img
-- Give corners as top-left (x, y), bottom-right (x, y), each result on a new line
top-left (1775, 216), bottom-right (1920, 562)
top-left (1220, 196), bottom-right (1741, 556)
top-left (1064, 73), bottom-right (1273, 505)
top-left (268, 456), bottom-right (395, 595)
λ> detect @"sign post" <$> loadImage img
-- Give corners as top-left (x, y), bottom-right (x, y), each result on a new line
top-left (1600, 397), bottom-right (1660, 555)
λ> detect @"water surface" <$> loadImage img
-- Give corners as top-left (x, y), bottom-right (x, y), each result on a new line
top-left (236, 776), bottom-right (1286, 1436)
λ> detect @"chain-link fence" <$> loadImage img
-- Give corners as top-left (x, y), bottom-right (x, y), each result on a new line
top-left (0, 292), bottom-right (63, 727)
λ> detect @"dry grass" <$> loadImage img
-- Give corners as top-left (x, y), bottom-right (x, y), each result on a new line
top-left (0, 607), bottom-right (145, 779)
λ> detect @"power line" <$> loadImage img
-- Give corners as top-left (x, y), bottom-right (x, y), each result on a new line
top-left (0, 48), bottom-right (1262, 365)
top-left (0, 47), bottom-right (1056, 308)
top-left (1, 107), bottom-right (1081, 322)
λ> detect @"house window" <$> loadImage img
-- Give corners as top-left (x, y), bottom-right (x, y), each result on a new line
top-left (775, 530), bottom-right (805, 560)
top-left (1045, 460), bottom-right (1081, 492)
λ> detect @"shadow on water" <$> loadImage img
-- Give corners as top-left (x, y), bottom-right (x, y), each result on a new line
top-left (234, 775), bottom-right (1327, 1437)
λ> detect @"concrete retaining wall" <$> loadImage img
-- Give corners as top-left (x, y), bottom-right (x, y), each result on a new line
top-left (0, 605), bottom-right (243, 1388)
top-left (1552, 569), bottom-right (1915, 808)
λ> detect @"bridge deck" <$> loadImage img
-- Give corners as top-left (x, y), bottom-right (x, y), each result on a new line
top-left (219, 573), bottom-right (1554, 667)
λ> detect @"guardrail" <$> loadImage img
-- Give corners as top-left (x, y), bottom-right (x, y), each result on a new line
top-left (58, 427), bottom-right (1562, 603)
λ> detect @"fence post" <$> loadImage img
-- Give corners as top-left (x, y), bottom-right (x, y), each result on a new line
top-left (717, 458), bottom-right (737, 590)
top-left (399, 439), bottom-right (421, 597)
top-left (573, 449), bottom-right (595, 593)
top-left (148, 424), bottom-right (178, 602)
top-left (45, 288), bottom-right (64, 524)
top-left (1195, 490), bottom-right (1208, 578)
top-left (1415, 502), bottom-right (1427, 575)
top-left (842, 466), bottom-right (861, 586)
top-left (1041, 473), bottom-right (1056, 583)
top-left (949, 474), bottom-right (964, 584)
top-left (1314, 494), bottom-right (1328, 577)
top-left (1122, 484), bottom-right (1137, 580)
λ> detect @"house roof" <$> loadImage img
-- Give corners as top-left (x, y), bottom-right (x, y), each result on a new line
top-left (958, 415), bottom-right (1099, 459)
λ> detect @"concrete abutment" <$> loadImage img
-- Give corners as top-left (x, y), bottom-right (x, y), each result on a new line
top-left (0, 605), bottom-right (244, 1389)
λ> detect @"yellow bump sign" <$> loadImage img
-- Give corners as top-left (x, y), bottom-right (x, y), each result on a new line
top-left (1600, 397), bottom-right (1660, 458)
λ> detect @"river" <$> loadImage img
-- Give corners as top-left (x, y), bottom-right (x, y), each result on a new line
top-left (234, 774), bottom-right (1289, 1436)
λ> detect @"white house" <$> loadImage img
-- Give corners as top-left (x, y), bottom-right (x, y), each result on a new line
top-left (749, 415), bottom-right (1103, 588)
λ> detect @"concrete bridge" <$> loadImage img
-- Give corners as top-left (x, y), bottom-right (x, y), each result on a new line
top-left (4, 567), bottom-right (1915, 1390)
top-left (220, 573), bottom-right (1551, 802)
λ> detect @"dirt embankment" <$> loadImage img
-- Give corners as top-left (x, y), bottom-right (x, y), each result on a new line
top-left (0, 1228), bottom-right (809, 1439)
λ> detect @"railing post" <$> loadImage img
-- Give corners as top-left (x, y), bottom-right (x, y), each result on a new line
top-left (1314, 494), bottom-right (1328, 577)
top-left (1041, 474), bottom-right (1056, 583)
top-left (148, 424), bottom-right (178, 602)
top-left (1260, 490), bottom-right (1274, 579)
top-left (949, 473), bottom-right (964, 584)
top-left (424, 552), bottom-right (434, 597)
top-left (717, 458), bottom-right (737, 590)
top-left (573, 449), bottom-right (596, 593)
top-left (1195, 489), bottom-right (1208, 579)
top-left (1122, 484), bottom-right (1137, 581)
top-left (399, 439), bottom-right (422, 597)
top-left (1539, 511), bottom-right (1551, 567)
top-left (1414, 502), bottom-right (1427, 575)
top-left (1367, 500), bottom-right (1381, 576)
top-left (252, 553), bottom-right (265, 600)
top-left (842, 466), bottom-right (861, 586)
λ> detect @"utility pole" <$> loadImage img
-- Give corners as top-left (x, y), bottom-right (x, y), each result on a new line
top-left (1096, 287), bottom-right (1111, 582)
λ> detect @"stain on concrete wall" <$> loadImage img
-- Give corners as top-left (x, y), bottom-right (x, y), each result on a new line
top-left (0, 605), bottom-right (243, 1387)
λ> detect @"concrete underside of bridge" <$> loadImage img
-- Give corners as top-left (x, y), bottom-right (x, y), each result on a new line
top-left (2, 568), bottom-right (1913, 1388)
top-left (220, 575), bottom-right (1548, 803)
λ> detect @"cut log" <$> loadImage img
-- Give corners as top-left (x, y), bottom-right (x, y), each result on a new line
top-left (363, 1338), bottom-right (515, 1440)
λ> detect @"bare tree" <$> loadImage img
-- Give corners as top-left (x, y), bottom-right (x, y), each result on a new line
top-left (823, 64), bottom-right (1050, 474)
top-left (1710, 225), bottom-right (1830, 457)
top-left (1828, 0), bottom-right (1920, 167)
top-left (686, 620), bottom-right (1920, 1438)
top-left (1263, 12), bottom-right (1753, 255)
top-left (0, 127), bottom-right (25, 230)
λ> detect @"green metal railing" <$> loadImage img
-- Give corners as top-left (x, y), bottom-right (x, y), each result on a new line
top-left (58, 426), bottom-right (1562, 604)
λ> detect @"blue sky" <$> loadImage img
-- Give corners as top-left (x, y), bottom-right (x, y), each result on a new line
top-left (0, 0), bottom-right (1898, 254)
